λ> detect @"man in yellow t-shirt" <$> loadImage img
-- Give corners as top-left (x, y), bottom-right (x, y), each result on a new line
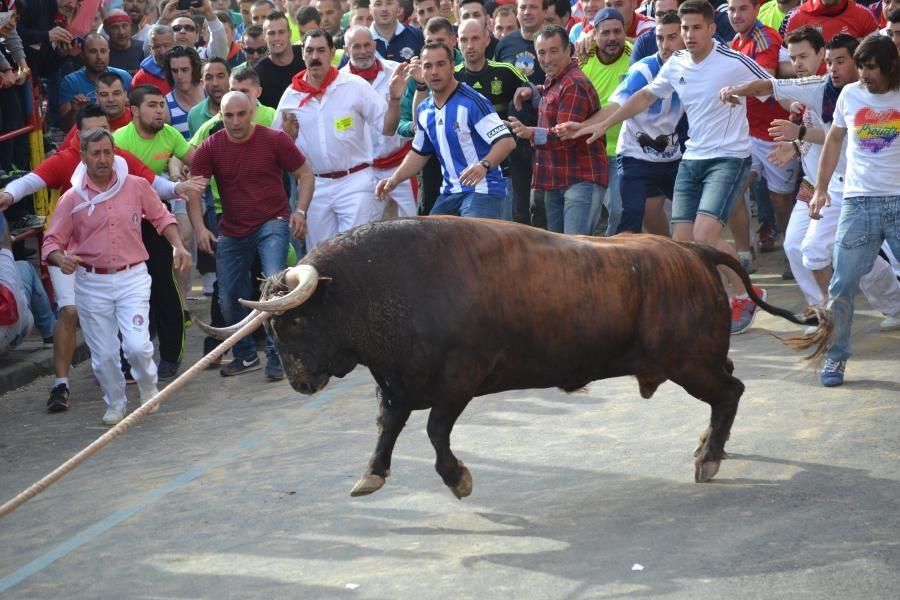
top-left (578, 8), bottom-right (634, 236)
top-left (758, 0), bottom-right (800, 31)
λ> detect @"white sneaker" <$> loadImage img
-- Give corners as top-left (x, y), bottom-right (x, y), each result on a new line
top-left (139, 386), bottom-right (160, 414)
top-left (880, 315), bottom-right (900, 332)
top-left (202, 272), bottom-right (216, 295)
top-left (102, 406), bottom-right (126, 425)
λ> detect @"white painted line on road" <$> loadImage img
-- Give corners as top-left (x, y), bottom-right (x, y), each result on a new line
top-left (0, 381), bottom-right (352, 593)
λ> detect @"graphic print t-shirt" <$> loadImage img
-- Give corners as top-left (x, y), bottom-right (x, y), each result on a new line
top-left (833, 82), bottom-right (900, 198)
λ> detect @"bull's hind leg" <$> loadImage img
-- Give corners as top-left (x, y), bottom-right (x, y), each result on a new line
top-left (672, 367), bottom-right (745, 483)
top-left (426, 396), bottom-right (474, 499)
top-left (351, 387), bottom-right (411, 497)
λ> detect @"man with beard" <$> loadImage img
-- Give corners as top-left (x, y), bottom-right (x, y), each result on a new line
top-left (60, 35), bottom-right (134, 130)
top-left (104, 10), bottom-right (146, 75)
top-left (133, 25), bottom-right (176, 95)
top-left (187, 58), bottom-right (231, 136)
top-left (114, 85), bottom-right (197, 381)
top-left (340, 26), bottom-right (417, 217)
top-left (578, 8), bottom-right (632, 235)
top-left (273, 29), bottom-right (407, 248)
top-left (123, 0), bottom-right (154, 45)
top-left (255, 11), bottom-right (306, 109)
top-left (721, 31), bottom-right (900, 336)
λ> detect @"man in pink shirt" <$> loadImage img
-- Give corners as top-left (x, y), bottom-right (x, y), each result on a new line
top-left (42, 128), bottom-right (192, 426)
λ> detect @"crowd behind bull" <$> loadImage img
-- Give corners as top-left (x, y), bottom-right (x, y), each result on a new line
top-left (0, 0), bottom-right (899, 424)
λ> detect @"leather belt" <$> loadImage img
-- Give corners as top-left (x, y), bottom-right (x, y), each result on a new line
top-left (315, 163), bottom-right (370, 179)
top-left (81, 261), bottom-right (144, 274)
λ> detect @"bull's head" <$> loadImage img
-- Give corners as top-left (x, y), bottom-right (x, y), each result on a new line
top-left (194, 265), bottom-right (332, 395)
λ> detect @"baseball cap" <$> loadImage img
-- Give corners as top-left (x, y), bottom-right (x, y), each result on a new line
top-left (594, 7), bottom-right (625, 27)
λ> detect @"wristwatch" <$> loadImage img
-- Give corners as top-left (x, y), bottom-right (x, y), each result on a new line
top-left (479, 159), bottom-right (491, 171)
top-left (295, 208), bottom-right (307, 218)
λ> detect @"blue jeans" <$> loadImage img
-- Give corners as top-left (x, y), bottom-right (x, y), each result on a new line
top-left (588, 167), bottom-right (622, 236)
top-left (16, 261), bottom-right (56, 338)
top-left (545, 181), bottom-right (604, 235)
top-left (617, 155), bottom-right (679, 234)
top-left (430, 191), bottom-right (504, 219)
top-left (672, 157), bottom-right (752, 224)
top-left (216, 218), bottom-right (290, 364)
top-left (827, 196), bottom-right (900, 362)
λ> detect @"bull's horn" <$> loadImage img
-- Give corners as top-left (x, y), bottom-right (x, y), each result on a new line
top-left (194, 310), bottom-right (263, 340)
top-left (238, 264), bottom-right (319, 312)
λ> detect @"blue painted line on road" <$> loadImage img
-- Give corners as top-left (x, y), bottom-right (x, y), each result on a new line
top-left (0, 379), bottom-right (353, 593)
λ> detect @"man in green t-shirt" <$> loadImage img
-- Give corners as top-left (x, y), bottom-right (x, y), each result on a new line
top-left (112, 84), bottom-right (198, 381)
top-left (579, 8), bottom-right (632, 236)
top-left (758, 0), bottom-right (800, 30)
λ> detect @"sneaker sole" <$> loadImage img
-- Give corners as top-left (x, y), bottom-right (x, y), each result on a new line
top-left (47, 402), bottom-right (69, 413)
top-left (266, 372), bottom-right (285, 381)
top-left (220, 363), bottom-right (262, 377)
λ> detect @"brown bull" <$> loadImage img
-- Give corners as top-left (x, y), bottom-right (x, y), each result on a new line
top-left (198, 217), bottom-right (830, 498)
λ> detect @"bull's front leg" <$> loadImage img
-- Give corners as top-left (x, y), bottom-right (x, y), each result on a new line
top-left (351, 387), bottom-right (411, 497)
top-left (426, 397), bottom-right (473, 499)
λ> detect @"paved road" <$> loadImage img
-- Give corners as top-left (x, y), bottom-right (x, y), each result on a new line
top-left (1, 263), bottom-right (899, 598)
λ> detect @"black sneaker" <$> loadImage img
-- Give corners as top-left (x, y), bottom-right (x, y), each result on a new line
top-left (158, 359), bottom-right (180, 381)
top-left (220, 356), bottom-right (262, 377)
top-left (47, 384), bottom-right (69, 413)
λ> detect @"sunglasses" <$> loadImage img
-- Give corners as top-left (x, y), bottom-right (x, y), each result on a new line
top-left (243, 46), bottom-right (268, 55)
top-left (172, 24), bottom-right (197, 32)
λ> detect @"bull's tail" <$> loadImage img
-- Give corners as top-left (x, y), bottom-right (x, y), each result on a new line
top-left (697, 244), bottom-right (834, 361)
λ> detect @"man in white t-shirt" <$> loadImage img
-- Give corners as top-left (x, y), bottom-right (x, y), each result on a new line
top-left (810, 35), bottom-right (900, 387)
top-left (721, 31), bottom-right (900, 332)
top-left (575, 0), bottom-right (770, 335)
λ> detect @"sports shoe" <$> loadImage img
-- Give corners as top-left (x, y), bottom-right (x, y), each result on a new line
top-left (42, 336), bottom-right (55, 348)
top-left (46, 384), bottom-right (69, 413)
top-left (220, 356), bottom-right (262, 377)
top-left (731, 286), bottom-right (767, 335)
top-left (758, 222), bottom-right (778, 253)
top-left (139, 385), bottom-right (160, 414)
top-left (265, 359), bottom-right (285, 381)
top-left (880, 315), bottom-right (900, 332)
top-left (158, 359), bottom-right (180, 381)
top-left (102, 406), bottom-right (126, 425)
top-left (820, 358), bottom-right (846, 387)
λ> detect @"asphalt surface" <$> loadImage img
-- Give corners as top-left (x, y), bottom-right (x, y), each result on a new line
top-left (1, 255), bottom-right (899, 599)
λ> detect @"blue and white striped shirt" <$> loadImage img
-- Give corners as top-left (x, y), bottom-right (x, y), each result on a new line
top-left (412, 83), bottom-right (511, 197)
top-left (165, 91), bottom-right (192, 139)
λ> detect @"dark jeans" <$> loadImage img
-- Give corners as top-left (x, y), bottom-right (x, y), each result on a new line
top-left (141, 219), bottom-right (185, 364)
top-left (0, 86), bottom-right (28, 172)
top-left (418, 155), bottom-right (443, 216)
top-left (617, 155), bottom-right (679, 234)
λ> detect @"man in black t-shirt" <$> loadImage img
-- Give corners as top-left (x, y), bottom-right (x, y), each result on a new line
top-left (254, 11), bottom-right (306, 109)
top-left (491, 0), bottom-right (548, 227)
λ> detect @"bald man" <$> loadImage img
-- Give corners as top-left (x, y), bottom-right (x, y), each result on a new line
top-left (190, 92), bottom-right (314, 380)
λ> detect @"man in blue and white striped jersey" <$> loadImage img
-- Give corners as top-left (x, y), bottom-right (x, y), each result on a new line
top-left (376, 41), bottom-right (516, 219)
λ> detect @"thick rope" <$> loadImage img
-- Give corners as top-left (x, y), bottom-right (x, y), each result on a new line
top-left (0, 311), bottom-right (271, 520)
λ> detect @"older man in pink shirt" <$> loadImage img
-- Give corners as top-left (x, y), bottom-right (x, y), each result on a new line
top-left (42, 128), bottom-right (192, 425)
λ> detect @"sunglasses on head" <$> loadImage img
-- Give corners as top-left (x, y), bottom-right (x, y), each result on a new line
top-left (244, 46), bottom-right (268, 54)
top-left (172, 24), bottom-right (196, 32)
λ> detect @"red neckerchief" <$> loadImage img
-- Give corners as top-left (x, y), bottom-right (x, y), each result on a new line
top-left (348, 60), bottom-right (382, 83)
top-left (290, 67), bottom-right (339, 107)
top-left (581, 16), bottom-right (594, 35)
top-left (227, 41), bottom-right (241, 61)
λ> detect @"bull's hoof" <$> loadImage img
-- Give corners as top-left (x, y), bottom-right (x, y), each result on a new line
top-left (448, 463), bottom-right (473, 499)
top-left (694, 460), bottom-right (721, 483)
top-left (350, 473), bottom-right (386, 497)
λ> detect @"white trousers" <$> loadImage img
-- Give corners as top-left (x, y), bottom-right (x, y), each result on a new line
top-left (784, 191), bottom-right (900, 316)
top-left (75, 264), bottom-right (156, 410)
top-left (372, 167), bottom-right (417, 218)
top-left (306, 167), bottom-right (384, 250)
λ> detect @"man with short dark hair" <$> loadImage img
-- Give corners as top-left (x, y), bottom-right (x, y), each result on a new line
top-left (273, 29), bottom-right (407, 246)
top-left (508, 25), bottom-right (607, 234)
top-left (378, 41), bottom-right (516, 219)
top-left (255, 11), bottom-right (307, 109)
top-left (187, 58), bottom-right (232, 136)
top-left (250, 0), bottom-right (276, 25)
top-left (493, 5), bottom-right (519, 40)
top-left (886, 8), bottom-right (900, 50)
top-left (581, 0), bottom-right (771, 335)
top-left (370, 0), bottom-right (425, 61)
top-left (809, 35), bottom-right (900, 386)
top-left (60, 34), bottom-right (134, 130)
top-left (316, 0), bottom-right (346, 48)
top-left (239, 25), bottom-right (269, 67)
top-left (457, 0), bottom-right (500, 57)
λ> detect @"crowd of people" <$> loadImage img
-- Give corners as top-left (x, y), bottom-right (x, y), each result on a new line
top-left (0, 0), bottom-right (898, 425)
